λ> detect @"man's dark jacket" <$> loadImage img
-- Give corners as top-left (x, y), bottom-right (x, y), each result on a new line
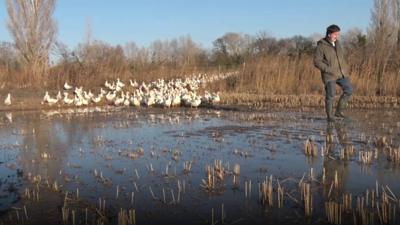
top-left (314, 38), bottom-right (349, 83)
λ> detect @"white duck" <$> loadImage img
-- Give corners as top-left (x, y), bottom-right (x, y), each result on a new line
top-left (5, 112), bottom-right (12, 123)
top-left (189, 95), bottom-right (201, 108)
top-left (56, 91), bottom-right (62, 100)
top-left (130, 79), bottom-right (138, 88)
top-left (42, 92), bottom-right (50, 104)
top-left (113, 93), bottom-right (125, 106)
top-left (74, 86), bottom-right (83, 96)
top-left (163, 95), bottom-right (172, 108)
top-left (106, 91), bottom-right (116, 102)
top-left (171, 94), bottom-right (181, 106)
top-left (123, 92), bottom-right (130, 106)
top-left (74, 96), bottom-right (82, 106)
top-left (130, 95), bottom-right (141, 107)
top-left (144, 94), bottom-right (155, 107)
top-left (91, 93), bottom-right (103, 103)
top-left (64, 82), bottom-right (72, 90)
top-left (63, 92), bottom-right (74, 105)
top-left (4, 93), bottom-right (11, 106)
top-left (211, 92), bottom-right (220, 104)
top-left (116, 78), bottom-right (125, 88)
top-left (45, 94), bottom-right (58, 105)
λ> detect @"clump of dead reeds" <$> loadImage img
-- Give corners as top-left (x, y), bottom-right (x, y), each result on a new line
top-left (183, 161), bottom-right (192, 173)
top-left (340, 144), bottom-right (354, 160)
top-left (325, 201), bottom-right (342, 225)
top-left (300, 181), bottom-right (313, 217)
top-left (342, 192), bottom-right (352, 213)
top-left (277, 179), bottom-right (284, 208)
top-left (359, 149), bottom-right (376, 165)
top-left (118, 208), bottom-right (136, 225)
top-left (201, 161), bottom-right (226, 192)
top-left (304, 138), bottom-right (318, 157)
top-left (387, 146), bottom-right (400, 164)
top-left (259, 175), bottom-right (273, 207)
top-left (375, 136), bottom-right (388, 148)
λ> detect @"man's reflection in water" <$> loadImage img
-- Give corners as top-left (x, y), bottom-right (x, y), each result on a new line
top-left (323, 121), bottom-right (352, 199)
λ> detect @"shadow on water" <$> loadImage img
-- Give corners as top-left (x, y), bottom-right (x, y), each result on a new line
top-left (0, 107), bottom-right (399, 224)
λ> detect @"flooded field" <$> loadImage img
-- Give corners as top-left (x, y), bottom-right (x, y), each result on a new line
top-left (0, 107), bottom-right (399, 225)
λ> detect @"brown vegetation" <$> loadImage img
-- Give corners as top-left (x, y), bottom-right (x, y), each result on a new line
top-left (0, 0), bottom-right (399, 107)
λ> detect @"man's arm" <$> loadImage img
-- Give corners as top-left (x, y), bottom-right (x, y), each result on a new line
top-left (314, 45), bottom-right (331, 74)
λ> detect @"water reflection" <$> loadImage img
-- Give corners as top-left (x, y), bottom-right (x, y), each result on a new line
top-left (323, 121), bottom-right (351, 198)
top-left (0, 108), bottom-right (399, 224)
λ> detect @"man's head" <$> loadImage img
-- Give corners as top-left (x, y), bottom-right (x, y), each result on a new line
top-left (326, 24), bottom-right (341, 42)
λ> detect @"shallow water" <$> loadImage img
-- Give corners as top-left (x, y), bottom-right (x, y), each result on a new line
top-left (0, 107), bottom-right (399, 224)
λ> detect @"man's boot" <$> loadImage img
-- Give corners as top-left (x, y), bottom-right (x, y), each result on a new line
top-left (335, 95), bottom-right (349, 119)
top-left (325, 102), bottom-right (335, 122)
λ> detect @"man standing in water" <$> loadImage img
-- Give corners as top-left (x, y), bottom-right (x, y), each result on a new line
top-left (314, 24), bottom-right (353, 122)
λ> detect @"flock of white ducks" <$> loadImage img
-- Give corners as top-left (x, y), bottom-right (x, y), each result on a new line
top-left (41, 72), bottom-right (237, 108)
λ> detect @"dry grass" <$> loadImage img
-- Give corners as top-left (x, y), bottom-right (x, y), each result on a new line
top-left (1, 46), bottom-right (399, 110)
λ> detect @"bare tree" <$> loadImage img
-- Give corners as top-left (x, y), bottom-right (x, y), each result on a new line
top-left (397, 0), bottom-right (400, 46)
top-left (6, 0), bottom-right (57, 78)
top-left (175, 35), bottom-right (202, 67)
top-left (368, 0), bottom-right (399, 95)
top-left (213, 32), bottom-right (252, 65)
top-left (251, 31), bottom-right (278, 55)
top-left (0, 42), bottom-right (19, 74)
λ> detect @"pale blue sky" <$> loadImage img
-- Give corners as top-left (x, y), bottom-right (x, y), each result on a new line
top-left (0, 0), bottom-right (373, 49)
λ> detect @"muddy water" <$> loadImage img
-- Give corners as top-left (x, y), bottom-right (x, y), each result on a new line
top-left (0, 107), bottom-right (399, 224)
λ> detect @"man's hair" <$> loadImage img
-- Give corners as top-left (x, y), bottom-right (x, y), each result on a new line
top-left (326, 24), bottom-right (341, 37)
